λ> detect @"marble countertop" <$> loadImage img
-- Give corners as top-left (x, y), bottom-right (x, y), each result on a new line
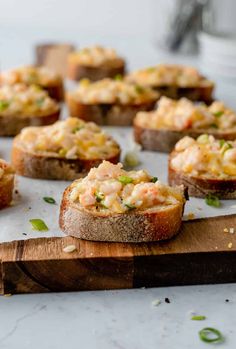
top-left (0, 26), bottom-right (236, 349)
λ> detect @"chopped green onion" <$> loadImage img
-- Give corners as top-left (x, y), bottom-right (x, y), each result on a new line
top-left (118, 175), bottom-right (133, 184)
top-left (72, 126), bottom-right (83, 134)
top-left (95, 192), bottom-right (104, 203)
top-left (219, 139), bottom-right (233, 153)
top-left (35, 97), bottom-right (45, 107)
top-left (197, 134), bottom-right (209, 144)
top-left (58, 148), bottom-right (67, 157)
top-left (0, 100), bottom-right (9, 111)
top-left (147, 67), bottom-right (156, 72)
top-left (135, 85), bottom-right (144, 94)
top-left (125, 203), bottom-right (136, 210)
top-left (205, 194), bottom-right (221, 208)
top-left (213, 111), bottom-right (224, 117)
top-left (210, 123), bottom-right (218, 129)
top-left (191, 315), bottom-right (206, 321)
top-left (150, 177), bottom-right (158, 183)
top-left (199, 327), bottom-right (224, 343)
top-left (114, 74), bottom-right (123, 81)
top-left (43, 197), bottom-right (56, 204)
top-left (29, 219), bottom-right (49, 231)
top-left (124, 151), bottom-right (140, 168)
top-left (100, 201), bottom-right (108, 209)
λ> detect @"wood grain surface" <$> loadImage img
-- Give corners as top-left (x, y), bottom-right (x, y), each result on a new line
top-left (1, 214), bottom-right (236, 294)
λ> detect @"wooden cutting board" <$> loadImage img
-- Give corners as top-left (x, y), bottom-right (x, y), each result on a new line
top-left (1, 214), bottom-right (236, 294)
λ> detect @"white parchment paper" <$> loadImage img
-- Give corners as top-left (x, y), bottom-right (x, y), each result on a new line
top-left (1, 126), bottom-right (236, 243)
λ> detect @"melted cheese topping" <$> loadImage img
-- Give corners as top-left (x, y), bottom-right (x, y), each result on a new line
top-left (70, 160), bottom-right (185, 213)
top-left (0, 84), bottom-right (59, 117)
top-left (0, 65), bottom-right (61, 87)
top-left (127, 64), bottom-right (213, 88)
top-left (135, 97), bottom-right (236, 131)
top-left (69, 78), bottom-right (159, 105)
top-left (171, 135), bottom-right (236, 178)
top-left (18, 117), bottom-right (120, 160)
top-left (68, 46), bottom-right (122, 66)
top-left (0, 159), bottom-right (14, 180)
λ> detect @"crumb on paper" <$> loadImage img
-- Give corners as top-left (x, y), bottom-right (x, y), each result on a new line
top-left (165, 297), bottom-right (170, 304)
top-left (228, 242), bottom-right (233, 249)
top-left (22, 207), bottom-right (30, 213)
top-left (224, 228), bottom-right (229, 233)
top-left (152, 299), bottom-right (161, 307)
top-left (63, 245), bottom-right (77, 253)
top-left (230, 205), bottom-right (236, 209)
top-left (196, 207), bottom-right (202, 211)
top-left (4, 294), bottom-right (12, 297)
top-left (187, 212), bottom-right (195, 220)
top-left (229, 228), bottom-right (235, 234)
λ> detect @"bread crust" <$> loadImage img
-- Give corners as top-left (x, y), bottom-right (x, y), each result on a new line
top-left (12, 139), bottom-right (121, 180)
top-left (134, 124), bottom-right (236, 153)
top-left (0, 174), bottom-right (14, 209)
top-left (67, 59), bottom-right (125, 81)
top-left (66, 95), bottom-right (156, 126)
top-left (152, 84), bottom-right (214, 104)
top-left (168, 152), bottom-right (236, 198)
top-left (44, 82), bottom-right (64, 102)
top-left (0, 109), bottom-right (60, 137)
top-left (59, 185), bottom-right (185, 242)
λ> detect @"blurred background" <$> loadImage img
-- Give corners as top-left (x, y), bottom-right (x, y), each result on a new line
top-left (1, 0), bottom-right (236, 102)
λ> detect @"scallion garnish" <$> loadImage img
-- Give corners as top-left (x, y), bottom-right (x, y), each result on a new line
top-left (213, 111), bottom-right (223, 117)
top-left (199, 327), bottom-right (224, 343)
top-left (95, 192), bottom-right (104, 203)
top-left (29, 219), bottom-right (49, 231)
top-left (72, 126), bottom-right (83, 134)
top-left (125, 203), bottom-right (136, 210)
top-left (205, 194), bottom-right (221, 208)
top-left (114, 74), bottom-right (123, 81)
top-left (135, 85), bottom-right (144, 94)
top-left (150, 177), bottom-right (158, 183)
top-left (191, 315), bottom-right (206, 321)
top-left (219, 139), bottom-right (233, 153)
top-left (210, 123), bottom-right (218, 129)
top-left (43, 197), bottom-right (56, 204)
top-left (0, 100), bottom-right (9, 111)
top-left (118, 175), bottom-right (133, 184)
top-left (35, 97), bottom-right (44, 107)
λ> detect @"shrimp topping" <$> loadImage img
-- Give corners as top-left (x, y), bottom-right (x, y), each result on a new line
top-left (70, 161), bottom-right (185, 213)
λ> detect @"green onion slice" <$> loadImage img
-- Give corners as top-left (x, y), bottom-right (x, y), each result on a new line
top-left (118, 175), bottom-right (133, 184)
top-left (125, 203), bottom-right (136, 210)
top-left (114, 74), bottom-right (123, 81)
top-left (191, 315), bottom-right (206, 321)
top-left (199, 327), bottom-right (224, 343)
top-left (43, 197), bottom-right (56, 204)
top-left (205, 194), bottom-right (221, 208)
top-left (135, 85), bottom-right (144, 94)
top-left (213, 111), bottom-right (224, 117)
top-left (29, 219), bottom-right (49, 231)
top-left (95, 192), bottom-right (104, 203)
top-left (0, 100), bottom-right (10, 111)
top-left (150, 177), bottom-right (158, 183)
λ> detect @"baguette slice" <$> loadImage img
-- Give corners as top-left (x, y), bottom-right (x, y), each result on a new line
top-left (59, 161), bottom-right (186, 242)
top-left (168, 152), bottom-right (236, 198)
top-left (67, 96), bottom-right (156, 126)
top-left (12, 118), bottom-right (121, 180)
top-left (134, 124), bottom-right (236, 153)
top-left (0, 160), bottom-right (15, 209)
top-left (60, 186), bottom-right (185, 243)
top-left (67, 59), bottom-right (125, 82)
top-left (0, 110), bottom-right (60, 137)
top-left (44, 82), bottom-right (64, 102)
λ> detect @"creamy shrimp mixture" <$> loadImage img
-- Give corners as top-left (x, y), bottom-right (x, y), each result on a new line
top-left (0, 65), bottom-right (61, 87)
top-left (127, 64), bottom-right (213, 88)
top-left (69, 78), bottom-right (159, 105)
top-left (0, 159), bottom-right (14, 180)
top-left (135, 97), bottom-right (236, 131)
top-left (0, 84), bottom-right (59, 117)
top-left (70, 161), bottom-right (184, 213)
top-left (68, 46), bottom-right (122, 66)
top-left (171, 135), bottom-right (236, 178)
top-left (18, 118), bottom-right (120, 160)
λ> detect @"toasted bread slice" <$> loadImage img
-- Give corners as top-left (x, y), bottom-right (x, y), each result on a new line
top-left (134, 124), bottom-right (236, 153)
top-left (67, 96), bottom-right (156, 126)
top-left (168, 136), bottom-right (236, 198)
top-left (59, 161), bottom-right (186, 242)
top-left (44, 82), bottom-right (64, 102)
top-left (0, 160), bottom-right (15, 209)
top-left (0, 110), bottom-right (60, 137)
top-left (12, 118), bottom-right (121, 180)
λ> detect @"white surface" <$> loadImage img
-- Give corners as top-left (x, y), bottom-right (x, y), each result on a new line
top-left (0, 285), bottom-right (236, 349)
top-left (2, 126), bottom-right (236, 243)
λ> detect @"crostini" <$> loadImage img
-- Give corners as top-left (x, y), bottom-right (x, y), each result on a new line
top-left (67, 45), bottom-right (125, 81)
top-left (59, 160), bottom-right (186, 242)
top-left (0, 159), bottom-right (15, 209)
top-left (169, 135), bottom-right (236, 198)
top-left (66, 78), bottom-right (159, 126)
top-left (127, 64), bottom-right (214, 103)
top-left (0, 65), bottom-right (64, 102)
top-left (12, 118), bottom-right (121, 180)
top-left (134, 97), bottom-right (236, 153)
top-left (0, 84), bottom-right (60, 136)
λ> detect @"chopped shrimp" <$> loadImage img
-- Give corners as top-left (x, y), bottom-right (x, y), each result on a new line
top-left (79, 188), bottom-right (96, 206)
